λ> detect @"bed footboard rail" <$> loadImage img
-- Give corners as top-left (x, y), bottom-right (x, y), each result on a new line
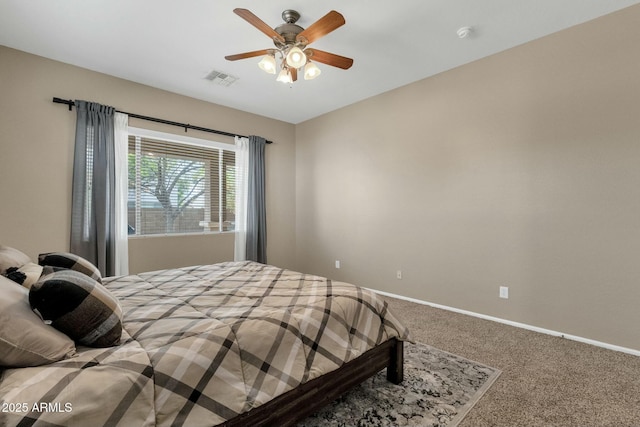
top-left (223, 337), bottom-right (404, 427)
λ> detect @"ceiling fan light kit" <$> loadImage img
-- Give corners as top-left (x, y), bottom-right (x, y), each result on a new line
top-left (276, 68), bottom-right (293, 84)
top-left (285, 46), bottom-right (306, 68)
top-left (303, 61), bottom-right (321, 80)
top-left (258, 53), bottom-right (277, 74)
top-left (225, 8), bottom-right (353, 84)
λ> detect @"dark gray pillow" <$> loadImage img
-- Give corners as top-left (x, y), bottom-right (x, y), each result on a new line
top-left (29, 269), bottom-right (123, 347)
top-left (38, 252), bottom-right (102, 283)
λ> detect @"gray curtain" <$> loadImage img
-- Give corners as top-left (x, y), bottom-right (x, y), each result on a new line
top-left (246, 135), bottom-right (267, 264)
top-left (70, 101), bottom-right (116, 276)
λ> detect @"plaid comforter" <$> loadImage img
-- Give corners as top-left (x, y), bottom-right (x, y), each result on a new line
top-left (0, 261), bottom-right (410, 427)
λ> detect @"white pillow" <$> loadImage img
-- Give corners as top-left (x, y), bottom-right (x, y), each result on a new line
top-left (10, 262), bottom-right (44, 289)
top-left (0, 244), bottom-right (31, 275)
top-left (0, 276), bottom-right (77, 368)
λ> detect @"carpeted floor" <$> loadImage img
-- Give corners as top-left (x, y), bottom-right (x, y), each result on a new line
top-left (298, 342), bottom-right (501, 427)
top-left (383, 297), bottom-right (640, 427)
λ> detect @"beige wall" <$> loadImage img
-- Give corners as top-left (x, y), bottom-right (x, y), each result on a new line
top-left (2, 5), bottom-right (639, 352)
top-left (128, 233), bottom-right (235, 274)
top-left (295, 6), bottom-right (640, 351)
top-left (0, 45), bottom-right (296, 272)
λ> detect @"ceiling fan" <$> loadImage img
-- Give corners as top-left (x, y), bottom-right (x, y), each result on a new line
top-left (225, 8), bottom-right (353, 84)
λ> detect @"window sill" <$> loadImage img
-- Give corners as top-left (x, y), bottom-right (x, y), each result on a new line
top-left (128, 231), bottom-right (236, 240)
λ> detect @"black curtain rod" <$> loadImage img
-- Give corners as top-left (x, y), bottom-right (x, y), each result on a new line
top-left (52, 97), bottom-right (272, 144)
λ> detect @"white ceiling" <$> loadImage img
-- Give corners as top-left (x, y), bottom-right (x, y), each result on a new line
top-left (1, 1), bottom-right (639, 124)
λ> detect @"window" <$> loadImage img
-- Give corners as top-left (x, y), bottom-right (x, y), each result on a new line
top-left (127, 128), bottom-right (237, 236)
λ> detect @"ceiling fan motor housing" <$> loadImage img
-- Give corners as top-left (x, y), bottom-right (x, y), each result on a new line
top-left (275, 23), bottom-right (304, 45)
top-left (275, 11), bottom-right (305, 46)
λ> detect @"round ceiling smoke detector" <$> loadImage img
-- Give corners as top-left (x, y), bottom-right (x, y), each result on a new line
top-left (457, 26), bottom-right (473, 39)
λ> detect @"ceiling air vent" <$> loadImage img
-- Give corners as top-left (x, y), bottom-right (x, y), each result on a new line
top-left (204, 70), bottom-right (238, 87)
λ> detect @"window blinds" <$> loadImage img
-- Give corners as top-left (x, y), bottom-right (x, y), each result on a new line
top-left (127, 134), bottom-right (236, 235)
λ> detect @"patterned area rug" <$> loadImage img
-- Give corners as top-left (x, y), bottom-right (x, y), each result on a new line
top-left (297, 342), bottom-right (501, 427)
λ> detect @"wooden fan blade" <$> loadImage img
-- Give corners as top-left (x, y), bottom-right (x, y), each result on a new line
top-left (296, 10), bottom-right (345, 44)
top-left (291, 68), bottom-right (298, 82)
top-left (305, 49), bottom-right (353, 70)
top-left (225, 49), bottom-right (272, 61)
top-left (233, 8), bottom-right (285, 43)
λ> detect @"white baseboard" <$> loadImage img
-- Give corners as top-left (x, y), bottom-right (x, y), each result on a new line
top-left (370, 288), bottom-right (640, 358)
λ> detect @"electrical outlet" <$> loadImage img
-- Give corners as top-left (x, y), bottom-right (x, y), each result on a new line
top-left (335, 260), bottom-right (341, 269)
top-left (499, 286), bottom-right (509, 299)
top-left (396, 270), bottom-right (402, 280)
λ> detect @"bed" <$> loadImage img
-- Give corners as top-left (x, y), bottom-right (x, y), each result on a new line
top-left (1, 258), bottom-right (410, 427)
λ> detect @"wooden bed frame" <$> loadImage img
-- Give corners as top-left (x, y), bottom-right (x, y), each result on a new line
top-left (223, 337), bottom-right (404, 427)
